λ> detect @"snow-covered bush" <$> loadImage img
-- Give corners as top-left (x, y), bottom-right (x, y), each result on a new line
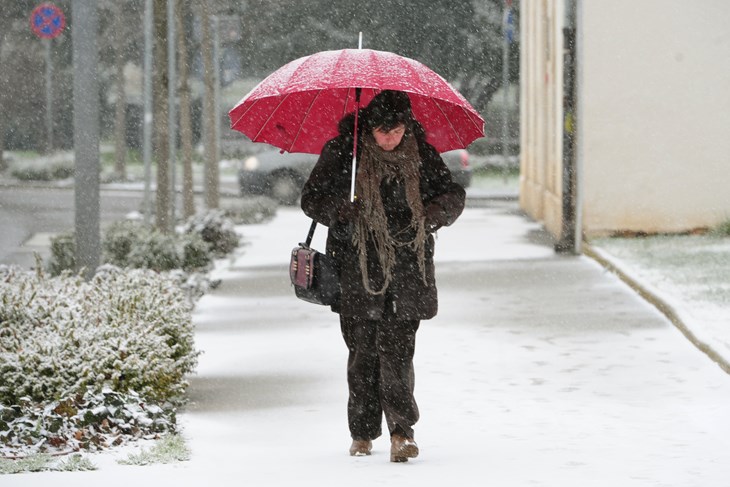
top-left (0, 265), bottom-right (198, 406)
top-left (48, 220), bottom-right (219, 277)
top-left (0, 388), bottom-right (174, 457)
top-left (221, 196), bottom-right (278, 224)
top-left (0, 265), bottom-right (199, 456)
top-left (104, 220), bottom-right (213, 272)
top-left (47, 233), bottom-right (75, 276)
top-left (8, 154), bottom-right (74, 181)
top-left (182, 210), bottom-right (240, 257)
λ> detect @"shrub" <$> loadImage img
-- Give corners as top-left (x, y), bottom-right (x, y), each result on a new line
top-left (103, 220), bottom-right (141, 267)
top-left (47, 233), bottom-right (75, 276)
top-left (0, 265), bottom-right (199, 456)
top-left (0, 265), bottom-right (198, 406)
top-left (221, 196), bottom-right (278, 224)
top-left (49, 220), bottom-right (218, 277)
top-left (183, 210), bottom-right (240, 257)
top-left (126, 231), bottom-right (182, 272)
top-left (8, 155), bottom-right (74, 181)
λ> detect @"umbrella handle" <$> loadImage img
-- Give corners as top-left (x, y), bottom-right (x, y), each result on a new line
top-left (350, 155), bottom-right (357, 203)
top-left (350, 88), bottom-right (362, 203)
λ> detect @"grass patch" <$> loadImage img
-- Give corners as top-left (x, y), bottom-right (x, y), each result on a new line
top-left (55, 454), bottom-right (98, 472)
top-left (0, 454), bottom-right (53, 474)
top-left (711, 219), bottom-right (730, 237)
top-left (117, 434), bottom-right (190, 466)
top-left (0, 454), bottom-right (97, 475)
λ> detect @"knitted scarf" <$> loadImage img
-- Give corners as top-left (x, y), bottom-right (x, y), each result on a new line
top-left (352, 130), bottom-right (427, 295)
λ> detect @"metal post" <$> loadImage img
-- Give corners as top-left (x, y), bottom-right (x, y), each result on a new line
top-left (213, 15), bottom-right (221, 172)
top-left (555, 17), bottom-right (577, 254)
top-left (168, 0), bottom-right (177, 222)
top-left (501, 1), bottom-right (513, 182)
top-left (142, 0), bottom-right (154, 224)
top-left (44, 39), bottom-right (54, 153)
top-left (71, 0), bottom-right (100, 279)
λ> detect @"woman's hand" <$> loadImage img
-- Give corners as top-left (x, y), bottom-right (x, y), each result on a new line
top-left (424, 203), bottom-right (448, 232)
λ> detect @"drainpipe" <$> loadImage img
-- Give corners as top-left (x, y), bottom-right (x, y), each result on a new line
top-left (555, 0), bottom-right (579, 253)
top-left (573, 0), bottom-right (584, 254)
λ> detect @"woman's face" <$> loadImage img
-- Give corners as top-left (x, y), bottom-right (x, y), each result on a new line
top-left (372, 124), bottom-right (406, 152)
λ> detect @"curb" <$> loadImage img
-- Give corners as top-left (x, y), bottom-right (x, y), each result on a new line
top-left (583, 242), bottom-right (730, 375)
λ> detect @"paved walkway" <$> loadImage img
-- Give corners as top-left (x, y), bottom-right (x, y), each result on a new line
top-left (7, 201), bottom-right (730, 486)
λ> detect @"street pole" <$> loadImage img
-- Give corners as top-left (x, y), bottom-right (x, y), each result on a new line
top-left (168, 0), bottom-right (177, 222)
top-left (142, 0), bottom-right (154, 224)
top-left (44, 39), bottom-right (54, 153)
top-left (556, 0), bottom-right (579, 254)
top-left (501, 0), bottom-right (512, 183)
top-left (71, 0), bottom-right (100, 279)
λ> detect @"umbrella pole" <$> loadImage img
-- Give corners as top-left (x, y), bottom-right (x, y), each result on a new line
top-left (349, 87), bottom-right (362, 202)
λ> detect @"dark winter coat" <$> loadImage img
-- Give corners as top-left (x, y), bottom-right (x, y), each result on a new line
top-left (300, 113), bottom-right (465, 320)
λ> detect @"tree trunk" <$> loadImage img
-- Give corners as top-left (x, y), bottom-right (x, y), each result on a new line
top-left (0, 115), bottom-right (6, 173)
top-left (176, 1), bottom-right (195, 219)
top-left (113, 2), bottom-right (127, 180)
top-left (153, 0), bottom-right (171, 232)
top-left (0, 36), bottom-right (7, 171)
top-left (200, 0), bottom-right (219, 210)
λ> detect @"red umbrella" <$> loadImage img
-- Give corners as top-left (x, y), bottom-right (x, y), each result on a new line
top-left (228, 48), bottom-right (485, 155)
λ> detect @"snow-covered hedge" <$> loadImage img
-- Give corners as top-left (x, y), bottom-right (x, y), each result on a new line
top-left (8, 154), bottom-right (74, 181)
top-left (220, 196), bottom-right (278, 225)
top-left (0, 265), bottom-right (199, 456)
top-left (48, 211), bottom-right (242, 277)
top-left (0, 265), bottom-right (199, 404)
top-left (182, 209), bottom-right (240, 257)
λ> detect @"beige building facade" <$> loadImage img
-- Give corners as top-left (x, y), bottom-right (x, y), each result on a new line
top-left (520, 0), bottom-right (730, 240)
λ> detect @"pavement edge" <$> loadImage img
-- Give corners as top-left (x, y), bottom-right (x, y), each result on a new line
top-left (583, 242), bottom-right (730, 376)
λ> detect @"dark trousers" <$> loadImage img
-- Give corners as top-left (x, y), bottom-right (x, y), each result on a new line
top-left (340, 312), bottom-right (420, 440)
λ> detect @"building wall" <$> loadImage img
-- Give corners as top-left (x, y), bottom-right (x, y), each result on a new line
top-left (580, 0), bottom-right (730, 235)
top-left (520, 0), bottom-right (565, 238)
top-left (521, 0), bottom-right (730, 238)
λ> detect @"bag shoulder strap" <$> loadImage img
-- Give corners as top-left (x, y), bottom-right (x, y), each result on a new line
top-left (303, 219), bottom-right (317, 247)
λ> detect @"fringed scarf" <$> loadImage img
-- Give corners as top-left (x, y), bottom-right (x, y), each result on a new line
top-left (352, 130), bottom-right (428, 295)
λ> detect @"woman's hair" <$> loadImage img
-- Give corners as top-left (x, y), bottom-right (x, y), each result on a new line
top-left (363, 90), bottom-right (414, 132)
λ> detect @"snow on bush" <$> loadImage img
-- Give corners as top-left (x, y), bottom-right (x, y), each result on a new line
top-left (48, 211), bottom-right (243, 278)
top-left (182, 209), bottom-right (241, 257)
top-left (104, 219), bottom-right (215, 273)
top-left (0, 265), bottom-right (199, 457)
top-left (8, 153), bottom-right (74, 181)
top-left (220, 196), bottom-right (278, 224)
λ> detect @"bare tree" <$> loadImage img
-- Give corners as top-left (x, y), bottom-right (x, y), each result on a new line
top-left (199, 0), bottom-right (219, 210)
top-left (176, 1), bottom-right (195, 218)
top-left (153, 0), bottom-right (171, 231)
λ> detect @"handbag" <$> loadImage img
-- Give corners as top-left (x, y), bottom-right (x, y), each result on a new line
top-left (289, 220), bottom-right (340, 305)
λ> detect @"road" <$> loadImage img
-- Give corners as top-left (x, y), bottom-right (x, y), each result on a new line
top-left (0, 186), bottom-right (144, 269)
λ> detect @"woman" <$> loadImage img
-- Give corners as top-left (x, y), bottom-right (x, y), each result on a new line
top-left (300, 90), bottom-right (465, 462)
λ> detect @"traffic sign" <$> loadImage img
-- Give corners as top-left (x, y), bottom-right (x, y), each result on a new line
top-left (30, 3), bottom-right (66, 40)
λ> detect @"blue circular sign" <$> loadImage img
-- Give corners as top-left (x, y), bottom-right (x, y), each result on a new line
top-left (30, 3), bottom-right (66, 40)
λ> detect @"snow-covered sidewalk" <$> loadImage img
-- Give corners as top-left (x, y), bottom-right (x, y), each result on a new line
top-left (587, 236), bottom-right (730, 373)
top-left (7, 203), bottom-right (730, 486)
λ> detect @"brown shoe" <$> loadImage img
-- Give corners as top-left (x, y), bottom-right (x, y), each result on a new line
top-left (390, 434), bottom-right (419, 462)
top-left (349, 439), bottom-right (373, 456)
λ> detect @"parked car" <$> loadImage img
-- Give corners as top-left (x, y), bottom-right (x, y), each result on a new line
top-left (238, 148), bottom-right (472, 205)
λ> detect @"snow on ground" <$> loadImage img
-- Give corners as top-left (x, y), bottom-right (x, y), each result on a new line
top-left (592, 235), bottom-right (730, 366)
top-left (5, 204), bottom-right (730, 486)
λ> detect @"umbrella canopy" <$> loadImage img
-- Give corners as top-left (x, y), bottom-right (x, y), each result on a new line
top-left (228, 48), bottom-right (484, 154)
